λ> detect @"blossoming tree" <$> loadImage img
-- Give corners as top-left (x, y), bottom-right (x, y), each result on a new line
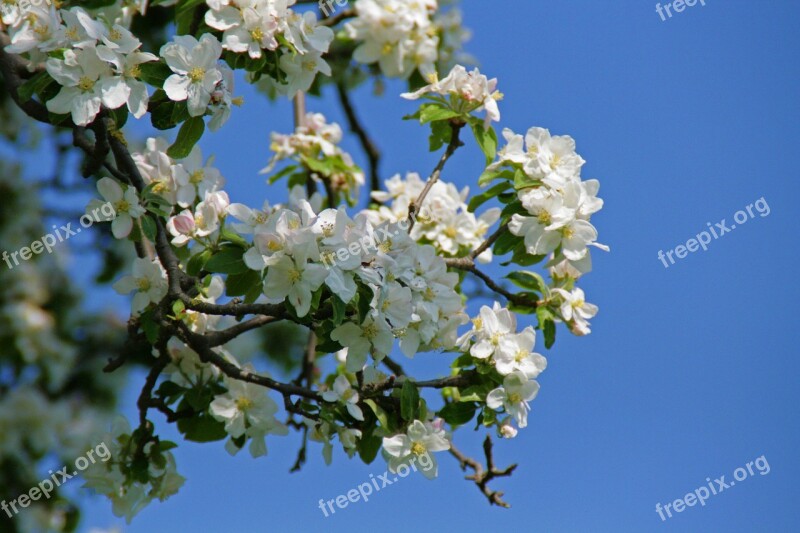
top-left (0, 0), bottom-right (607, 527)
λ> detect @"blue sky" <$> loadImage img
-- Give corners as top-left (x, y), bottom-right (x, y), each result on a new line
top-left (57, 0), bottom-right (800, 531)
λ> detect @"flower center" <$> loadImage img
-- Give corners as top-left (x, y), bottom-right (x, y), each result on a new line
top-left (362, 323), bottom-right (378, 340)
top-left (188, 67), bottom-right (206, 83)
top-left (572, 299), bottom-right (584, 309)
top-left (127, 64), bottom-right (141, 78)
top-left (341, 389), bottom-right (355, 401)
top-left (288, 269), bottom-right (302, 282)
top-left (444, 227), bottom-right (457, 238)
top-left (301, 60), bottom-right (316, 72)
top-left (65, 27), bottom-right (78, 40)
top-left (561, 226), bottom-right (574, 239)
top-left (410, 441), bottom-right (426, 456)
top-left (109, 28), bottom-right (122, 41)
top-left (250, 27), bottom-right (264, 41)
top-left (508, 393), bottom-right (522, 404)
top-left (189, 169), bottom-right (204, 184)
top-left (549, 154), bottom-right (561, 170)
top-left (235, 397), bottom-right (253, 411)
top-left (515, 350), bottom-right (527, 363)
top-left (114, 199), bottom-right (130, 213)
top-left (536, 210), bottom-right (552, 225)
top-left (136, 278), bottom-right (151, 291)
top-left (78, 76), bottom-right (95, 92)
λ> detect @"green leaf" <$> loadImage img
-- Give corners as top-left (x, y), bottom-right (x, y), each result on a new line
top-left (419, 103), bottom-right (461, 124)
top-left (331, 295), bottom-right (346, 325)
top-left (175, 0), bottom-right (206, 35)
top-left (167, 116), bottom-right (205, 159)
top-left (513, 168), bottom-right (539, 190)
top-left (140, 215), bottom-right (157, 242)
top-left (225, 269), bottom-right (261, 297)
top-left (429, 119), bottom-right (450, 152)
top-left (267, 164), bottom-right (299, 184)
top-left (543, 319), bottom-right (556, 349)
top-left (438, 402), bottom-right (478, 426)
top-left (18, 71), bottom-right (56, 102)
top-left (177, 414), bottom-right (227, 443)
top-left (477, 167), bottom-right (514, 187)
top-left (205, 247), bottom-right (248, 275)
top-left (492, 230), bottom-right (518, 256)
top-left (137, 61), bottom-right (172, 88)
top-left (506, 271), bottom-right (548, 294)
top-left (364, 399), bottom-right (391, 429)
top-left (400, 380), bottom-right (419, 422)
top-left (186, 249), bottom-right (212, 277)
top-left (159, 440), bottom-right (179, 452)
top-left (357, 432), bottom-right (383, 464)
top-left (467, 180), bottom-right (510, 212)
top-left (220, 229), bottom-right (249, 248)
top-left (469, 120), bottom-right (498, 166)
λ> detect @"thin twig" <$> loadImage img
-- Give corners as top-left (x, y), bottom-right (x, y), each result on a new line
top-left (335, 81), bottom-right (382, 197)
top-left (407, 121), bottom-right (464, 231)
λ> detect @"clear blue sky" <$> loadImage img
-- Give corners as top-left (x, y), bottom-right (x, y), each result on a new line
top-left (63, 0), bottom-right (800, 531)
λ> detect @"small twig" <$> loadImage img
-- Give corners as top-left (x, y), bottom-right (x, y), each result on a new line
top-left (407, 121), bottom-right (464, 231)
top-left (449, 435), bottom-right (517, 508)
top-left (335, 81), bottom-right (382, 197)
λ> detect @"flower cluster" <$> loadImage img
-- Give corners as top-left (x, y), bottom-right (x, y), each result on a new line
top-left (210, 372), bottom-right (289, 457)
top-left (160, 33), bottom-right (238, 129)
top-left (82, 417), bottom-right (185, 524)
top-left (3, 3), bottom-right (158, 125)
top-left (227, 195), bottom-right (467, 368)
top-left (134, 136), bottom-right (227, 209)
top-left (204, 0), bottom-right (334, 95)
top-left (260, 112), bottom-right (364, 204)
top-left (346, 0), bottom-right (439, 78)
top-left (382, 418), bottom-right (450, 478)
top-left (403, 64), bottom-right (501, 127)
top-left (367, 172), bottom-right (500, 263)
top-left (457, 303), bottom-right (547, 433)
top-left (496, 127), bottom-right (608, 277)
